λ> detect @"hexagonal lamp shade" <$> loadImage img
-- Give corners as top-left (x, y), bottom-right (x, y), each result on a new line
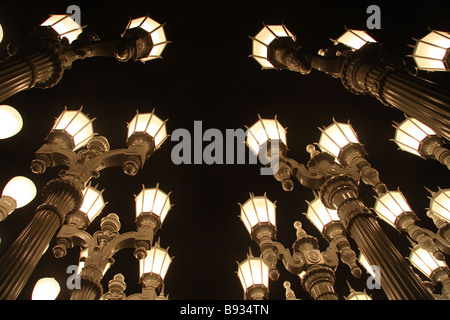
top-left (127, 110), bottom-right (167, 150)
top-left (373, 190), bottom-right (413, 229)
top-left (334, 29), bottom-right (376, 50)
top-left (318, 120), bottom-right (360, 160)
top-left (139, 244), bottom-right (172, 280)
top-left (305, 195), bottom-right (340, 234)
top-left (246, 116), bottom-right (287, 157)
top-left (49, 108), bottom-right (95, 151)
top-left (0, 105), bottom-right (23, 139)
top-left (135, 184), bottom-right (172, 225)
top-left (346, 286), bottom-right (372, 300)
top-left (409, 244), bottom-right (448, 278)
top-left (411, 30), bottom-right (450, 71)
top-left (124, 16), bottom-right (168, 61)
top-left (79, 184), bottom-right (106, 223)
top-left (239, 193), bottom-right (276, 235)
top-left (393, 117), bottom-right (437, 157)
top-left (428, 187), bottom-right (450, 222)
top-left (40, 14), bottom-right (82, 43)
top-left (31, 277), bottom-right (60, 300)
top-left (250, 24), bottom-right (296, 69)
top-left (237, 255), bottom-right (269, 298)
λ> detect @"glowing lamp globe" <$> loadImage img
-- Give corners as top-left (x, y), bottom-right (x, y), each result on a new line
top-left (2, 176), bottom-right (37, 209)
top-left (31, 277), bottom-right (60, 300)
top-left (0, 105), bottom-right (23, 139)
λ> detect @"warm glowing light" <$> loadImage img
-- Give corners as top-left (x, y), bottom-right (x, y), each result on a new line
top-left (318, 120), bottom-right (360, 159)
top-left (409, 245), bottom-right (448, 278)
top-left (80, 185), bottom-right (106, 222)
top-left (31, 277), bottom-right (60, 300)
top-left (239, 193), bottom-right (276, 235)
top-left (127, 110), bottom-right (167, 149)
top-left (335, 29), bottom-right (376, 50)
top-left (51, 108), bottom-right (95, 150)
top-left (251, 24), bottom-right (296, 69)
top-left (139, 244), bottom-right (172, 279)
top-left (135, 184), bottom-right (172, 224)
top-left (2, 176), bottom-right (37, 208)
top-left (305, 196), bottom-right (340, 233)
top-left (374, 190), bottom-right (412, 228)
top-left (412, 30), bottom-right (450, 71)
top-left (246, 116), bottom-right (287, 156)
top-left (125, 16), bottom-right (168, 61)
top-left (0, 23), bottom-right (3, 44)
top-left (393, 117), bottom-right (436, 157)
top-left (41, 14), bottom-right (82, 43)
top-left (237, 255), bottom-right (269, 290)
top-left (0, 105), bottom-right (23, 139)
top-left (429, 188), bottom-right (450, 222)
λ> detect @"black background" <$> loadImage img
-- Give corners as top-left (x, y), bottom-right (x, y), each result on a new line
top-left (0, 0), bottom-right (449, 302)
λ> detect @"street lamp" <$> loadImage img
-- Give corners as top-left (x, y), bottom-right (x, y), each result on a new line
top-left (31, 277), bottom-right (60, 300)
top-left (0, 105), bottom-right (23, 139)
top-left (411, 30), bottom-right (450, 72)
top-left (0, 13), bottom-right (169, 103)
top-left (409, 245), bottom-right (450, 299)
top-left (0, 176), bottom-right (36, 221)
top-left (392, 116), bottom-right (450, 169)
top-left (237, 252), bottom-right (269, 300)
top-left (249, 24), bottom-right (450, 142)
top-left (244, 114), bottom-right (435, 300)
top-left (0, 107), bottom-right (168, 300)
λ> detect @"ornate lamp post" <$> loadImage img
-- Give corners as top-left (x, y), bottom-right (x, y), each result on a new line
top-left (238, 192), bottom-right (352, 300)
top-left (0, 107), bottom-right (167, 300)
top-left (0, 14), bottom-right (168, 103)
top-left (249, 25), bottom-right (450, 142)
top-left (243, 114), bottom-right (435, 300)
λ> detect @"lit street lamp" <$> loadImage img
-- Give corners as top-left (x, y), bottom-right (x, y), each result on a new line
top-left (0, 107), bottom-right (168, 300)
top-left (0, 105), bottom-right (23, 139)
top-left (244, 114), bottom-right (435, 299)
top-left (31, 277), bottom-right (60, 300)
top-left (0, 176), bottom-right (36, 221)
top-left (0, 14), bottom-right (168, 103)
top-left (250, 25), bottom-right (450, 142)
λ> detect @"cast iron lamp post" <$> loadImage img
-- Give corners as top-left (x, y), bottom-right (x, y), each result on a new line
top-left (52, 182), bottom-right (172, 300)
top-left (243, 115), bottom-right (435, 300)
top-left (250, 25), bottom-right (450, 142)
top-left (237, 191), bottom-right (362, 300)
top-left (0, 14), bottom-right (169, 103)
top-left (0, 107), bottom-right (168, 300)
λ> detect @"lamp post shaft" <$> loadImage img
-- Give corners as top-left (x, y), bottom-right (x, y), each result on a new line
top-left (0, 179), bottom-right (82, 300)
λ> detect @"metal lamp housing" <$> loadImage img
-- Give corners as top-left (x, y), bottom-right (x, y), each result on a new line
top-left (237, 255), bottom-right (269, 300)
top-left (250, 24), bottom-right (297, 69)
top-left (409, 244), bottom-right (448, 279)
top-left (239, 193), bottom-right (277, 241)
top-left (40, 14), bottom-right (83, 44)
top-left (246, 116), bottom-right (287, 158)
top-left (135, 184), bottom-right (172, 230)
top-left (139, 245), bottom-right (172, 287)
top-left (412, 30), bottom-right (450, 71)
top-left (374, 190), bottom-right (417, 230)
top-left (334, 29), bottom-right (377, 50)
top-left (121, 16), bottom-right (168, 62)
top-left (429, 188), bottom-right (450, 223)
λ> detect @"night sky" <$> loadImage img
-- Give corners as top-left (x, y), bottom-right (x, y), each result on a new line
top-left (0, 0), bottom-right (449, 302)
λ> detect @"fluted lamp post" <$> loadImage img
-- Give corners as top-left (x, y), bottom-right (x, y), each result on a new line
top-left (393, 117), bottom-right (450, 169)
top-left (0, 107), bottom-right (167, 300)
top-left (0, 105), bottom-right (23, 139)
top-left (249, 24), bottom-right (450, 142)
top-left (237, 253), bottom-right (269, 300)
top-left (0, 176), bottom-right (37, 221)
top-left (244, 115), bottom-right (435, 299)
top-left (0, 14), bottom-right (168, 103)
